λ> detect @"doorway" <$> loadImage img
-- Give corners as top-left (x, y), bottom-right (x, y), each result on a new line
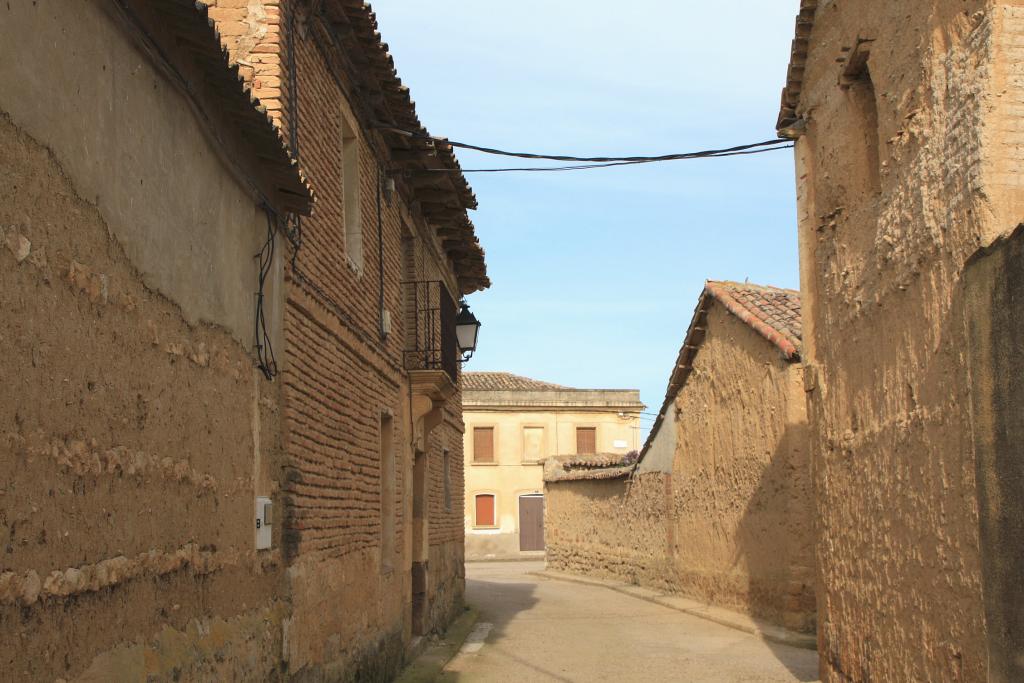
top-left (519, 494), bottom-right (545, 552)
top-left (411, 448), bottom-right (429, 635)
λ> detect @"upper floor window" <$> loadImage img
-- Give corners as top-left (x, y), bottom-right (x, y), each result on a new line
top-left (473, 426), bottom-right (495, 464)
top-left (341, 113), bottom-right (362, 271)
top-left (576, 427), bottom-right (596, 455)
top-left (522, 426), bottom-right (545, 463)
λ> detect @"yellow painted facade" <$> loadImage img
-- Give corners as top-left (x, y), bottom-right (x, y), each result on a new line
top-left (462, 373), bottom-right (643, 560)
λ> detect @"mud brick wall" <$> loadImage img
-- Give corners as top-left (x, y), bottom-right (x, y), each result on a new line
top-left (545, 473), bottom-right (674, 592)
top-left (668, 303), bottom-right (813, 634)
top-left (545, 302), bottom-right (814, 634)
top-left (0, 2), bottom-right (289, 675)
top-left (791, 2), bottom-right (1024, 680)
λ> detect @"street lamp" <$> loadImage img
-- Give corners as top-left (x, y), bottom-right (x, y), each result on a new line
top-left (455, 300), bottom-right (481, 362)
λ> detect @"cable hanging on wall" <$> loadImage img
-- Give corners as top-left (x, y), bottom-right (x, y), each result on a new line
top-left (255, 208), bottom-right (279, 380)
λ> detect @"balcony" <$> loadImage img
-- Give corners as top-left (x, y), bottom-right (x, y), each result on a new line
top-left (402, 280), bottom-right (458, 383)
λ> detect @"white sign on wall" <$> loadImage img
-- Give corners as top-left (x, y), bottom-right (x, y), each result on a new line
top-left (613, 439), bottom-right (628, 449)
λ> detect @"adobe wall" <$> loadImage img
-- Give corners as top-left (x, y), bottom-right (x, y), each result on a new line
top-left (792, 2), bottom-right (1024, 679)
top-left (0, 4), bottom-right (284, 679)
top-left (670, 303), bottom-right (814, 633)
top-left (545, 474), bottom-right (674, 591)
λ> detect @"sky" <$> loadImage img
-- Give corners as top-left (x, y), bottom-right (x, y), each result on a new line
top-left (373, 1), bottom-right (801, 439)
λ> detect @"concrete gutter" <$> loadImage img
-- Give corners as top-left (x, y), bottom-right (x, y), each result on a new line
top-left (532, 569), bottom-right (817, 651)
top-left (395, 608), bottom-right (480, 683)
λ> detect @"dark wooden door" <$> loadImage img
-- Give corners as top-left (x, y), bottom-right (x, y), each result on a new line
top-left (519, 495), bottom-right (545, 552)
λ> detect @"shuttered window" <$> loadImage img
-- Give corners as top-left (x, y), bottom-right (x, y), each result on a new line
top-left (576, 427), bottom-right (597, 454)
top-left (475, 494), bottom-right (496, 527)
top-left (473, 427), bottom-right (494, 463)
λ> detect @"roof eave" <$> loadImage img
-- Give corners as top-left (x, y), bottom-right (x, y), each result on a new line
top-left (776, 0), bottom-right (818, 138)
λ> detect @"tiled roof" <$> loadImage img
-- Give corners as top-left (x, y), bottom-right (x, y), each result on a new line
top-left (462, 372), bottom-right (570, 392)
top-left (639, 281), bottom-right (802, 460)
top-left (706, 281), bottom-right (801, 358)
top-left (320, 1), bottom-right (488, 293)
top-left (543, 453), bottom-right (640, 483)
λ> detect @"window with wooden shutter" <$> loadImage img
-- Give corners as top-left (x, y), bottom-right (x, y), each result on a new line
top-left (475, 494), bottom-right (496, 527)
top-left (473, 427), bottom-right (494, 463)
top-left (576, 427), bottom-right (596, 454)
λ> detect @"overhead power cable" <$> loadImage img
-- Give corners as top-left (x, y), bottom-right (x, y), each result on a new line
top-left (375, 126), bottom-right (793, 173)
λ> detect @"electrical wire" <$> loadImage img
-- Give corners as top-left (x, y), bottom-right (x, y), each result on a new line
top-left (377, 127), bottom-right (794, 173)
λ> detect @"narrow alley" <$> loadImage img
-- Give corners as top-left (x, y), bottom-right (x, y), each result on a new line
top-left (439, 563), bottom-right (818, 683)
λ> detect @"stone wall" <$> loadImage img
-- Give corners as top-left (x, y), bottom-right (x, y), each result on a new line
top-left (789, 2), bottom-right (1024, 680)
top-left (0, 3), bottom-right (286, 678)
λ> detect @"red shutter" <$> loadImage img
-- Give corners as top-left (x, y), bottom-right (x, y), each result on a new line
top-left (475, 495), bottom-right (495, 527)
top-left (474, 427), bottom-right (494, 463)
top-left (576, 427), bottom-right (596, 454)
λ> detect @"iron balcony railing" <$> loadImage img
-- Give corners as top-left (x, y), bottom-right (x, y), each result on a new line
top-left (402, 280), bottom-right (457, 382)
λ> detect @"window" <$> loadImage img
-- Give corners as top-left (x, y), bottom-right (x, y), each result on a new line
top-left (474, 494), bottom-right (496, 528)
top-left (473, 427), bottom-right (495, 463)
top-left (576, 427), bottom-right (596, 455)
top-left (522, 426), bottom-right (545, 463)
top-left (443, 449), bottom-right (452, 512)
top-left (341, 113), bottom-right (362, 271)
top-left (379, 413), bottom-right (395, 572)
top-left (840, 40), bottom-right (881, 197)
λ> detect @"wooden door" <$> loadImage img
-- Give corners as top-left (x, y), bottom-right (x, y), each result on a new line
top-left (519, 495), bottom-right (545, 552)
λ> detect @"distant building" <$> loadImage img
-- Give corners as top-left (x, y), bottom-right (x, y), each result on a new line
top-left (462, 372), bottom-right (644, 561)
top-left (545, 282), bottom-right (815, 634)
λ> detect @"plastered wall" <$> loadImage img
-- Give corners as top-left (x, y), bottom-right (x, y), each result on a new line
top-left (792, 2), bottom-right (1024, 680)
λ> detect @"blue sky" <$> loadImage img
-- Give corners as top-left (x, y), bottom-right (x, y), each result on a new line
top-left (373, 1), bottom-right (800, 437)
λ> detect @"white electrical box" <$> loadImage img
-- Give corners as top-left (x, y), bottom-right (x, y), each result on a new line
top-left (255, 496), bottom-right (273, 550)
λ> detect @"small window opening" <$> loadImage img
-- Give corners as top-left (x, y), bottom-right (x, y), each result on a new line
top-left (841, 40), bottom-right (881, 195)
top-left (380, 413), bottom-right (395, 572)
top-left (341, 114), bottom-right (363, 271)
top-left (443, 449), bottom-right (452, 512)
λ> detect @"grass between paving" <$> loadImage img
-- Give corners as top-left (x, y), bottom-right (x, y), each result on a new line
top-left (395, 607), bottom-right (479, 683)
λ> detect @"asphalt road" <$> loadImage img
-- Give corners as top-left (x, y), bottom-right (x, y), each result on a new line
top-left (440, 561), bottom-right (819, 683)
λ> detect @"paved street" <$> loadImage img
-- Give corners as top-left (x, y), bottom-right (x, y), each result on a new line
top-left (441, 562), bottom-right (818, 683)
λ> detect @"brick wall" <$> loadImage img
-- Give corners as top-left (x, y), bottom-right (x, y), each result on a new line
top-left (210, 0), bottom-right (470, 675)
